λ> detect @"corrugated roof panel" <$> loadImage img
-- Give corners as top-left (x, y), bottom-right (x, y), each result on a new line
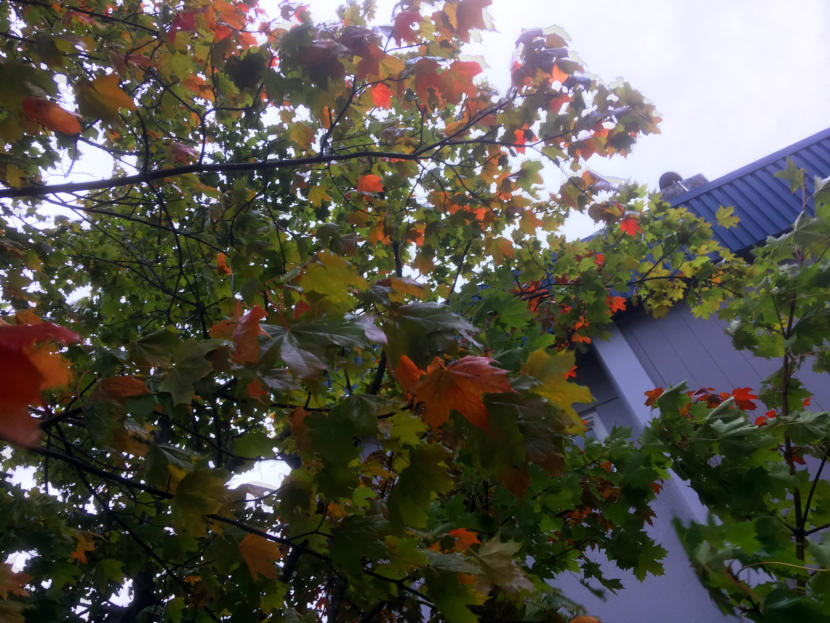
top-left (670, 127), bottom-right (830, 252)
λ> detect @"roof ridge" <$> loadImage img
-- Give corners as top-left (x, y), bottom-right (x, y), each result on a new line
top-left (669, 127), bottom-right (830, 206)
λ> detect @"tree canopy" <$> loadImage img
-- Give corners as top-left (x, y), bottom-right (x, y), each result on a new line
top-left (0, 1), bottom-right (754, 621)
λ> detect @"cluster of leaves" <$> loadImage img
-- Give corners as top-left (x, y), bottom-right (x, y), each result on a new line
top-left (642, 169), bottom-right (830, 621)
top-left (0, 0), bottom-right (749, 621)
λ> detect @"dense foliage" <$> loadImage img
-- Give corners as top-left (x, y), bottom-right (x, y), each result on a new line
top-left (643, 169), bottom-right (830, 622)
top-left (0, 0), bottom-right (752, 621)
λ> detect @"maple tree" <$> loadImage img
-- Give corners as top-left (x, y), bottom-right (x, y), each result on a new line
top-left (642, 168), bottom-right (830, 621)
top-left (0, 0), bottom-right (749, 621)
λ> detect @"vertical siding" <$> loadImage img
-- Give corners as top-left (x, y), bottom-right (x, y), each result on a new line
top-left (616, 306), bottom-right (830, 411)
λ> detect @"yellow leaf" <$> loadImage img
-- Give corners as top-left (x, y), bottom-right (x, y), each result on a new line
top-left (298, 250), bottom-right (367, 313)
top-left (715, 204), bottom-right (739, 229)
top-left (238, 534), bottom-right (282, 580)
top-left (308, 185), bottom-right (331, 207)
top-left (521, 349), bottom-right (592, 428)
top-left (77, 73), bottom-right (135, 123)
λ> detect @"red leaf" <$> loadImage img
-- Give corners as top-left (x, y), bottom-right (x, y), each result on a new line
top-left (246, 378), bottom-right (267, 402)
top-left (414, 356), bottom-right (513, 430)
top-left (754, 416), bottom-right (768, 426)
top-left (392, 10), bottom-right (420, 45)
top-left (21, 98), bottom-right (82, 135)
top-left (370, 83), bottom-right (392, 109)
top-left (448, 528), bottom-right (480, 549)
top-left (802, 397), bottom-right (812, 409)
top-left (644, 387), bottom-right (663, 407)
top-left (169, 10), bottom-right (199, 44)
top-left (232, 306), bottom-right (267, 364)
top-left (731, 387), bottom-right (758, 411)
top-left (0, 323), bottom-right (78, 447)
top-left (357, 174), bottom-right (384, 193)
top-left (620, 215), bottom-right (641, 237)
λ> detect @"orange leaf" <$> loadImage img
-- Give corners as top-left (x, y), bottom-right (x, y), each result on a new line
top-left (370, 82), bottom-right (392, 108)
top-left (620, 215), bottom-right (641, 237)
top-left (21, 98), bottom-right (82, 134)
top-left (414, 356), bottom-right (513, 430)
top-left (448, 528), bottom-right (480, 549)
top-left (216, 252), bottom-right (232, 275)
top-left (71, 533), bottom-right (96, 565)
top-left (644, 387), bottom-right (663, 407)
top-left (289, 406), bottom-right (311, 452)
top-left (238, 533), bottom-right (282, 580)
top-left (96, 376), bottom-right (149, 400)
top-left (607, 295), bottom-right (626, 314)
top-left (0, 323), bottom-right (78, 447)
top-left (232, 306), bottom-right (267, 364)
top-left (394, 354), bottom-right (422, 394)
top-left (357, 174), bottom-right (384, 193)
top-left (90, 73), bottom-right (137, 111)
top-left (570, 616), bottom-right (602, 623)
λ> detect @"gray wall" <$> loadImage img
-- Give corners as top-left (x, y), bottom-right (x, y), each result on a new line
top-left (616, 304), bottom-right (830, 411)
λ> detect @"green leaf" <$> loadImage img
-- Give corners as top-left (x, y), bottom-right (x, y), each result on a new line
top-left (715, 205), bottom-right (739, 229)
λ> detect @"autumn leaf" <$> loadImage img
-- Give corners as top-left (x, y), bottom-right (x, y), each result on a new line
top-left (216, 252), bottom-right (232, 275)
top-left (370, 83), bottom-right (392, 108)
top-left (644, 387), bottom-right (663, 407)
top-left (21, 98), bottom-right (82, 135)
top-left (394, 354), bottom-right (423, 394)
top-left (570, 617), bottom-right (602, 623)
top-left (520, 349), bottom-right (592, 427)
top-left (357, 174), bottom-right (384, 193)
top-left (414, 356), bottom-right (513, 430)
top-left (449, 528), bottom-right (480, 549)
top-left (71, 533), bottom-right (96, 564)
top-left (456, 0), bottom-right (492, 42)
top-left (76, 73), bottom-right (136, 123)
top-left (392, 10), bottom-right (420, 45)
top-left (232, 306), bottom-right (267, 363)
top-left (607, 295), bottom-right (626, 314)
top-left (94, 376), bottom-right (150, 400)
top-left (715, 205), bottom-right (739, 229)
top-left (0, 563), bottom-right (30, 598)
top-left (238, 533), bottom-right (282, 580)
top-left (0, 322), bottom-right (78, 446)
top-left (620, 214), bottom-right (641, 237)
top-left (731, 387), bottom-right (758, 410)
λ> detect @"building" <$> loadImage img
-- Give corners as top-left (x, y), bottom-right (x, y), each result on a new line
top-left (555, 127), bottom-right (830, 622)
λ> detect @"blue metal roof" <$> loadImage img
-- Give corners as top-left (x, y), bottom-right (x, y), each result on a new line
top-left (669, 127), bottom-right (830, 253)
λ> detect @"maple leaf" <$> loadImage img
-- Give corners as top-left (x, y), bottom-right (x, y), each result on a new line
top-left (620, 215), bottom-right (641, 237)
top-left (0, 563), bottom-right (30, 599)
top-left (448, 528), bottom-right (480, 550)
top-left (71, 533), bottom-right (96, 564)
top-left (394, 354), bottom-right (423, 394)
top-left (456, 0), bottom-right (492, 42)
top-left (414, 356), bottom-right (513, 430)
top-left (731, 387), bottom-right (758, 410)
top-left (520, 349), bottom-right (592, 427)
top-left (357, 173), bottom-right (384, 193)
top-left (370, 83), bottom-right (393, 108)
top-left (169, 10), bottom-right (200, 44)
top-left (216, 252), bottom-right (232, 275)
top-left (76, 74), bottom-right (137, 124)
top-left (21, 98), bottom-right (82, 135)
top-left (238, 533), bottom-right (282, 580)
top-left (392, 10), bottom-right (420, 45)
top-left (232, 306), bottom-right (267, 363)
top-left (0, 322), bottom-right (78, 446)
top-left (607, 295), bottom-right (627, 314)
top-left (644, 387), bottom-right (663, 407)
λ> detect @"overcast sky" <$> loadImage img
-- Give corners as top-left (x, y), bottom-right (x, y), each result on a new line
top-left (304, 0), bottom-right (829, 190)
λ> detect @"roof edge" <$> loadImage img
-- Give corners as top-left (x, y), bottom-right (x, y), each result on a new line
top-left (668, 126), bottom-right (830, 205)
